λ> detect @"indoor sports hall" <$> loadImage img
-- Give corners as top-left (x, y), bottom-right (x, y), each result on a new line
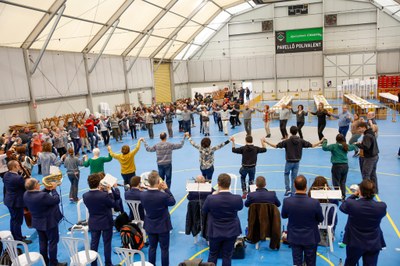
top-left (0, 0), bottom-right (399, 266)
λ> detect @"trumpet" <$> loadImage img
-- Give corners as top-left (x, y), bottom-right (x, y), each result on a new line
top-left (42, 172), bottom-right (63, 188)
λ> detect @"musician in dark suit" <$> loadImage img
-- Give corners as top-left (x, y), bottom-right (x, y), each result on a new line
top-left (202, 173), bottom-right (243, 266)
top-left (281, 175), bottom-right (324, 266)
top-left (244, 176), bottom-right (281, 207)
top-left (140, 171), bottom-right (176, 266)
top-left (340, 179), bottom-right (386, 266)
top-left (23, 178), bottom-right (66, 266)
top-left (3, 160), bottom-right (31, 243)
top-left (125, 175), bottom-right (144, 220)
top-left (83, 173), bottom-right (116, 266)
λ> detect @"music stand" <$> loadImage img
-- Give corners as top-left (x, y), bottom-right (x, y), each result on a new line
top-left (310, 189), bottom-right (342, 200)
top-left (186, 181), bottom-right (212, 193)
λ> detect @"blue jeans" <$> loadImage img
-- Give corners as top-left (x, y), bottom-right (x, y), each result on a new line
top-left (361, 155), bottom-right (379, 193)
top-left (201, 166), bottom-right (214, 181)
top-left (239, 166), bottom-right (256, 192)
top-left (339, 125), bottom-right (350, 138)
top-left (183, 120), bottom-right (191, 135)
top-left (87, 132), bottom-right (98, 150)
top-left (284, 161), bottom-right (299, 192)
top-left (158, 164), bottom-right (172, 189)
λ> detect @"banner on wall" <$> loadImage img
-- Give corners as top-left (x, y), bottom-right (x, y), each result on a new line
top-left (275, 27), bottom-right (323, 54)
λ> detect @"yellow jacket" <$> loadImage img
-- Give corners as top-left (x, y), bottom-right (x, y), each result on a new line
top-left (109, 142), bottom-right (140, 174)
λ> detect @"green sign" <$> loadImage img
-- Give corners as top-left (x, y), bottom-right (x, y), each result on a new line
top-left (275, 27), bottom-right (323, 54)
top-left (286, 28), bottom-right (323, 43)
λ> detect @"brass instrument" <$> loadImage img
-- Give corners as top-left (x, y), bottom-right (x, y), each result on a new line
top-left (42, 172), bottom-right (63, 187)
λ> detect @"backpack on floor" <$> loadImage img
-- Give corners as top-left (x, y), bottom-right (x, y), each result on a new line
top-left (232, 237), bottom-right (246, 259)
top-left (120, 223), bottom-right (144, 250)
top-left (114, 212), bottom-right (130, 232)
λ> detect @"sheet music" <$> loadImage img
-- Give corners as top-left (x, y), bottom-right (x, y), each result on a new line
top-left (49, 166), bottom-right (61, 175)
top-left (101, 174), bottom-right (117, 187)
top-left (186, 182), bottom-right (212, 192)
top-left (249, 184), bottom-right (256, 192)
top-left (310, 190), bottom-right (342, 199)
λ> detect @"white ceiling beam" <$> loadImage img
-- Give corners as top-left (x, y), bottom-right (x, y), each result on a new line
top-left (82, 0), bottom-right (136, 53)
top-left (121, 0), bottom-right (179, 57)
top-left (21, 0), bottom-right (66, 49)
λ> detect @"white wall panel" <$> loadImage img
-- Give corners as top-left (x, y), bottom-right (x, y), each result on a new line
top-left (377, 51), bottom-right (400, 74)
top-left (377, 12), bottom-right (400, 50)
top-left (173, 61), bottom-right (188, 84)
top-left (188, 61), bottom-right (205, 82)
top-left (30, 50), bottom-right (87, 100)
top-left (173, 84), bottom-right (189, 100)
top-left (126, 58), bottom-right (153, 89)
top-left (324, 52), bottom-right (376, 88)
top-left (277, 52), bottom-right (322, 78)
top-left (129, 89), bottom-right (153, 106)
top-left (0, 103), bottom-right (30, 133)
top-left (220, 59), bottom-right (230, 81)
top-left (324, 24), bottom-right (376, 53)
top-left (35, 97), bottom-right (88, 121)
top-left (89, 55), bottom-right (125, 93)
top-left (92, 91), bottom-right (126, 113)
top-left (0, 47), bottom-right (30, 104)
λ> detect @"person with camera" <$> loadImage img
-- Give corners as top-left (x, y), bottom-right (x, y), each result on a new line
top-left (23, 178), bottom-right (66, 266)
top-left (140, 171), bottom-right (176, 266)
top-left (340, 179), bottom-right (386, 266)
top-left (82, 173), bottom-right (117, 266)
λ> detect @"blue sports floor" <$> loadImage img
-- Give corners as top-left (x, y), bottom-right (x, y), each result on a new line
top-left (1, 99), bottom-right (399, 266)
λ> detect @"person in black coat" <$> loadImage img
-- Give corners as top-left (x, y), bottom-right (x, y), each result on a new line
top-left (244, 176), bottom-right (281, 207)
top-left (309, 102), bottom-right (331, 140)
top-left (83, 173), bottom-right (116, 266)
top-left (3, 160), bottom-right (31, 243)
top-left (23, 178), bottom-right (66, 266)
top-left (281, 175), bottom-right (324, 266)
top-left (140, 171), bottom-right (176, 266)
top-left (340, 179), bottom-right (386, 266)
top-left (203, 173), bottom-right (243, 266)
top-left (124, 175), bottom-right (144, 220)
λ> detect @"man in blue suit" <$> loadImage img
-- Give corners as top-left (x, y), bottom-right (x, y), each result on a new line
top-left (3, 160), bottom-right (31, 243)
top-left (140, 171), bottom-right (176, 266)
top-left (244, 176), bottom-right (281, 207)
top-left (23, 178), bottom-right (66, 266)
top-left (83, 173), bottom-right (116, 266)
top-left (203, 173), bottom-right (243, 266)
top-left (281, 175), bottom-right (324, 266)
top-left (340, 179), bottom-right (386, 266)
top-left (125, 175), bottom-right (144, 220)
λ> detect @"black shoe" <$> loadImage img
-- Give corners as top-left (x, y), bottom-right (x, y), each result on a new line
top-left (266, 134), bottom-right (271, 138)
top-left (22, 239), bottom-right (32, 244)
top-left (284, 190), bottom-right (291, 197)
top-left (57, 262), bottom-right (68, 266)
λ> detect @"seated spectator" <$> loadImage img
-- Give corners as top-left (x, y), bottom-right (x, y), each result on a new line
top-left (245, 176), bottom-right (281, 207)
top-left (125, 176), bottom-right (144, 220)
top-left (308, 176), bottom-right (338, 234)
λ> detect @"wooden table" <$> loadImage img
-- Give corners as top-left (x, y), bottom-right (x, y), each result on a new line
top-left (271, 96), bottom-right (293, 111)
top-left (313, 95), bottom-right (333, 112)
top-left (343, 94), bottom-right (386, 119)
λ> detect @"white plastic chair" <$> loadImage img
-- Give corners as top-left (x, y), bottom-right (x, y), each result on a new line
top-left (115, 247), bottom-right (153, 266)
top-left (62, 237), bottom-right (103, 266)
top-left (319, 203), bottom-right (338, 252)
top-left (0, 230), bottom-right (13, 240)
top-left (227, 173), bottom-right (238, 194)
top-left (71, 199), bottom-right (90, 249)
top-left (1, 239), bottom-right (46, 266)
top-left (126, 200), bottom-right (147, 241)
